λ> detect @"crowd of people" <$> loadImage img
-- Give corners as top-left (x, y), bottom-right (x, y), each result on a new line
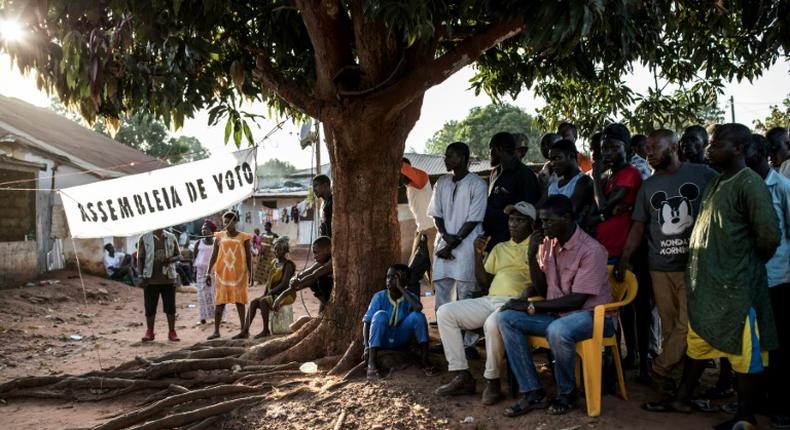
top-left (105, 122), bottom-right (789, 429)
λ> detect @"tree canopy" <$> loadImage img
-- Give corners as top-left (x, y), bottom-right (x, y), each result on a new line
top-left (1, 1), bottom-right (787, 144)
top-left (753, 94), bottom-right (790, 133)
top-left (424, 103), bottom-right (543, 162)
top-left (256, 158), bottom-right (297, 177)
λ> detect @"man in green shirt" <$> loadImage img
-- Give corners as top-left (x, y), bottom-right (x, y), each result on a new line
top-left (644, 124), bottom-right (780, 430)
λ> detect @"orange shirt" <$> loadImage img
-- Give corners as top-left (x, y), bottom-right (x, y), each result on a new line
top-left (577, 153), bottom-right (593, 173)
top-left (401, 162), bottom-right (430, 189)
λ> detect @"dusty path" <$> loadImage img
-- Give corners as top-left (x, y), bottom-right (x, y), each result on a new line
top-left (0, 262), bottom-right (763, 429)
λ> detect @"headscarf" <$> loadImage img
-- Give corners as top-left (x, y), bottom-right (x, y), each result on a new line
top-left (202, 219), bottom-right (217, 232)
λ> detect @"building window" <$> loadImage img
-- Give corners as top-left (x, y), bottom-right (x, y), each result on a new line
top-left (0, 168), bottom-right (36, 242)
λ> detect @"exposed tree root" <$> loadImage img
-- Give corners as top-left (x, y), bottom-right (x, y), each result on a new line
top-left (184, 416), bottom-right (220, 430)
top-left (126, 393), bottom-right (269, 430)
top-left (240, 317), bottom-right (321, 361)
top-left (328, 340), bottom-right (362, 376)
top-left (93, 384), bottom-right (268, 430)
top-left (261, 320), bottom-right (330, 365)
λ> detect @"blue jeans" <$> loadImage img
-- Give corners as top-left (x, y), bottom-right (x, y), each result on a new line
top-left (368, 310), bottom-right (429, 349)
top-left (498, 310), bottom-right (615, 396)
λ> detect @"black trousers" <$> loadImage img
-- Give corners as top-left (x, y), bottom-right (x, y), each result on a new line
top-left (144, 283), bottom-right (176, 316)
top-left (407, 232), bottom-right (431, 297)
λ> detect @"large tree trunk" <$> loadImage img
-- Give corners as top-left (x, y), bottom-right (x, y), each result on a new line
top-left (263, 98), bottom-right (424, 368)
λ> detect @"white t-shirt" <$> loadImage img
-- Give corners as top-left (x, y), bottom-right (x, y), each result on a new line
top-left (780, 159), bottom-right (790, 179)
top-left (103, 252), bottom-right (126, 276)
top-left (407, 181), bottom-right (435, 233)
top-left (427, 173), bottom-right (487, 282)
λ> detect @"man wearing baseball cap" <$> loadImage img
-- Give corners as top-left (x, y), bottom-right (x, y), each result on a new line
top-left (435, 201), bottom-right (536, 405)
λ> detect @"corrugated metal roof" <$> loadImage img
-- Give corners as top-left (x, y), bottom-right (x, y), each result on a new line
top-left (402, 152), bottom-right (492, 176)
top-left (0, 95), bottom-right (168, 176)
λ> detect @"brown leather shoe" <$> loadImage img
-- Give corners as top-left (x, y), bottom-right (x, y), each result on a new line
top-left (435, 370), bottom-right (476, 396)
top-left (482, 378), bottom-right (502, 405)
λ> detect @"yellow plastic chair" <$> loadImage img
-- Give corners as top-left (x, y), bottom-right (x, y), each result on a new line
top-left (525, 265), bottom-right (638, 417)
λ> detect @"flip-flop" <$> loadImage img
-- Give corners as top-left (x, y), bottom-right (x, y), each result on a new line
top-left (641, 400), bottom-right (693, 413)
top-left (547, 397), bottom-right (575, 415)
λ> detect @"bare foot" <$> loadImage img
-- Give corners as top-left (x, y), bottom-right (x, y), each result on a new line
top-left (232, 331), bottom-right (249, 339)
top-left (207, 332), bottom-right (220, 340)
top-left (253, 330), bottom-right (271, 339)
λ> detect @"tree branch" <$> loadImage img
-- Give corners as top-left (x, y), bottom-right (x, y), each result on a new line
top-left (246, 46), bottom-right (323, 118)
top-left (372, 17), bottom-right (525, 117)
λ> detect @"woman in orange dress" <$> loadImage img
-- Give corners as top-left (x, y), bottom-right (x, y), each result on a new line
top-left (206, 211), bottom-right (253, 339)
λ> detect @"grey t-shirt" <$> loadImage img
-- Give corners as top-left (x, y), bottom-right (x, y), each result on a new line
top-left (632, 162), bottom-right (718, 272)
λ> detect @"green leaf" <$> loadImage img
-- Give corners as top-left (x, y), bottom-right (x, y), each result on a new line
top-left (223, 114), bottom-right (233, 145)
top-left (242, 121), bottom-right (254, 146)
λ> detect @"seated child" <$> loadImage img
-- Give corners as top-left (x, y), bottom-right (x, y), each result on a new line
top-left (362, 264), bottom-right (437, 380)
top-left (273, 236), bottom-right (333, 312)
top-left (242, 236), bottom-right (295, 338)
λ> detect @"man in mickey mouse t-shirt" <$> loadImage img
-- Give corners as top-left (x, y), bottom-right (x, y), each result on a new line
top-left (615, 129), bottom-right (717, 389)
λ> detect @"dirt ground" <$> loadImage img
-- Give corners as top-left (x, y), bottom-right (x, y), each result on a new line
top-left (0, 249), bottom-right (764, 429)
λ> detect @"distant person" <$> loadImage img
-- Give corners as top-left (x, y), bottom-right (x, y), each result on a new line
top-left (513, 133), bottom-right (529, 160)
top-left (485, 132), bottom-right (540, 249)
top-left (628, 133), bottom-right (652, 179)
top-left (537, 133), bottom-right (562, 190)
top-left (137, 228), bottom-right (181, 342)
top-left (401, 158), bottom-right (436, 297)
top-left (313, 175), bottom-right (333, 237)
top-left (243, 236), bottom-right (295, 338)
top-left (557, 122), bottom-right (593, 172)
top-left (679, 125), bottom-right (708, 164)
top-left (192, 220), bottom-right (217, 325)
top-left (745, 133), bottom-right (790, 429)
top-left (544, 139), bottom-right (595, 229)
top-left (589, 132), bottom-right (603, 164)
top-left (206, 211), bottom-right (253, 340)
top-left (103, 243), bottom-right (134, 286)
top-left (263, 221), bottom-right (279, 238)
top-left (363, 264), bottom-right (435, 380)
top-left (643, 124), bottom-right (780, 430)
top-left (273, 236), bottom-right (333, 312)
top-left (766, 127), bottom-right (790, 178)
top-left (252, 228), bottom-right (263, 253)
top-left (428, 142), bottom-right (487, 314)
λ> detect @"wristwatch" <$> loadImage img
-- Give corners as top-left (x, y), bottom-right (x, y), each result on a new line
top-left (527, 302), bottom-right (536, 315)
top-left (599, 213), bottom-right (606, 222)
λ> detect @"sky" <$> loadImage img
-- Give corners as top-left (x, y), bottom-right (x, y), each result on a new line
top-left (1, 53), bottom-right (788, 169)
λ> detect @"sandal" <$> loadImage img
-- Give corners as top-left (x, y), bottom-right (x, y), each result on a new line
top-left (503, 392), bottom-right (548, 417)
top-left (641, 399), bottom-right (693, 413)
top-left (366, 367), bottom-right (380, 381)
top-left (691, 399), bottom-right (719, 412)
top-left (547, 396), bottom-right (575, 415)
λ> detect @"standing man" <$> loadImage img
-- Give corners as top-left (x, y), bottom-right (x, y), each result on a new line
top-left (679, 125), bottom-right (708, 165)
top-left (537, 133), bottom-right (562, 190)
top-left (401, 158), bottom-right (436, 297)
top-left (428, 142), bottom-right (487, 314)
top-left (628, 134), bottom-right (652, 179)
top-left (643, 124), bottom-right (780, 430)
top-left (137, 228), bottom-right (181, 342)
top-left (744, 133), bottom-right (790, 429)
top-left (544, 139), bottom-right (595, 229)
top-left (313, 174), bottom-right (333, 237)
top-left (497, 195), bottom-right (613, 417)
top-left (557, 122), bottom-right (593, 173)
top-left (766, 126), bottom-right (790, 178)
top-left (485, 132), bottom-right (541, 249)
top-left (263, 221), bottom-right (279, 238)
top-left (615, 129), bottom-right (717, 391)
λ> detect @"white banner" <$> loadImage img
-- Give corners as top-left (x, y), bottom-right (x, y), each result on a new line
top-left (61, 148), bottom-right (257, 238)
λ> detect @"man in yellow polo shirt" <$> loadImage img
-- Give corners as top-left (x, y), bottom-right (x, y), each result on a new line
top-left (435, 202), bottom-right (535, 406)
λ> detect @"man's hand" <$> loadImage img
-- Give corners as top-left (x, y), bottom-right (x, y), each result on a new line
top-left (362, 346), bottom-right (370, 362)
top-left (528, 230), bottom-right (544, 257)
top-left (139, 278), bottom-right (149, 288)
top-left (613, 259), bottom-right (629, 282)
top-left (473, 235), bottom-right (491, 255)
top-left (442, 234), bottom-right (461, 249)
top-left (436, 247), bottom-right (455, 260)
top-left (501, 298), bottom-right (530, 312)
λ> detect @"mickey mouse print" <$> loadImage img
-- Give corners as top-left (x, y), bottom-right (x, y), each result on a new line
top-left (632, 163), bottom-right (718, 272)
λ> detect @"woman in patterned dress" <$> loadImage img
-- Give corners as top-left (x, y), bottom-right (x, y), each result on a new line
top-left (192, 220), bottom-right (217, 324)
top-left (206, 211), bottom-right (253, 339)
